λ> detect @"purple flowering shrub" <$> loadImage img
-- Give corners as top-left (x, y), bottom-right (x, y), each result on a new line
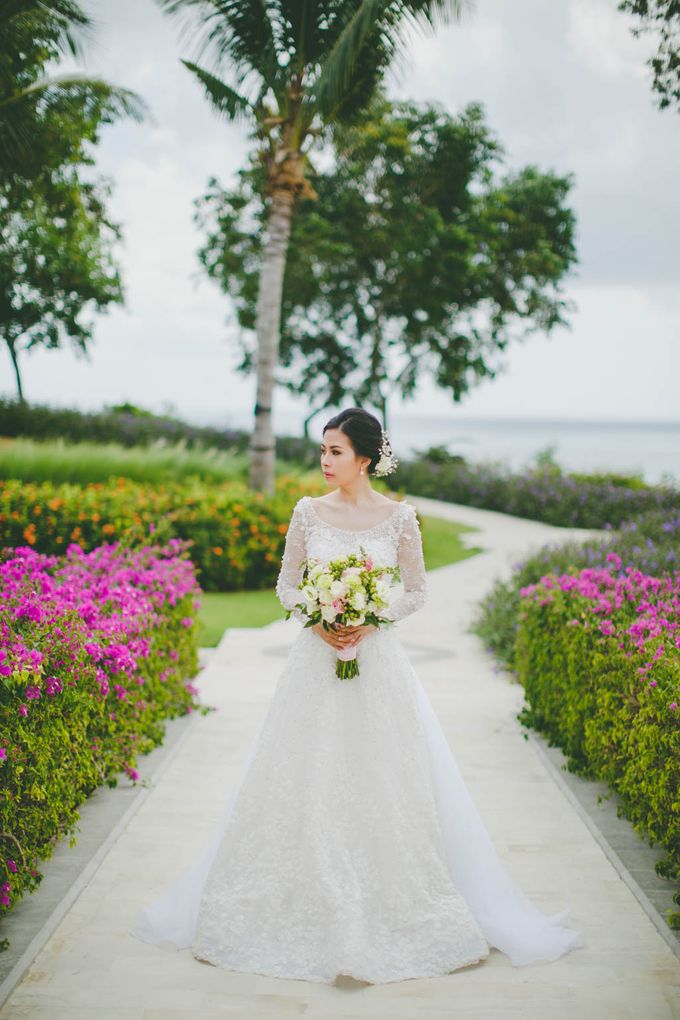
top-left (0, 539), bottom-right (207, 941)
top-left (474, 513), bottom-right (680, 926)
top-left (474, 509), bottom-right (680, 668)
top-left (516, 561), bottom-right (679, 909)
top-left (386, 446), bottom-right (678, 528)
top-left (0, 475), bottom-right (325, 593)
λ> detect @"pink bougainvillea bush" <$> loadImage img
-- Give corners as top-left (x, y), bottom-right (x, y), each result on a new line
top-left (516, 554), bottom-right (679, 906)
top-left (0, 538), bottom-right (207, 941)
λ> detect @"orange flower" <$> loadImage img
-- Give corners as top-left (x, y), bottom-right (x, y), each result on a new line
top-left (212, 546), bottom-right (223, 555)
top-left (23, 524), bottom-right (36, 545)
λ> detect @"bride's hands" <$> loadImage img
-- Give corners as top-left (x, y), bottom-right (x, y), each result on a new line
top-left (311, 621), bottom-right (377, 650)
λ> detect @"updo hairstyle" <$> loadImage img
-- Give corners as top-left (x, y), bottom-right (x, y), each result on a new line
top-left (322, 407), bottom-right (383, 475)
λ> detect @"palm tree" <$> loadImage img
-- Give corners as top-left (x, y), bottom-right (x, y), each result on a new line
top-left (0, 1), bottom-right (147, 176)
top-left (157, 0), bottom-right (471, 494)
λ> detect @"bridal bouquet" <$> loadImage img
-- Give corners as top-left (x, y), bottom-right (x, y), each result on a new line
top-left (285, 548), bottom-right (401, 679)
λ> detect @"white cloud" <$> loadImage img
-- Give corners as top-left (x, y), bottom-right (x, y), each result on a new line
top-left (567, 0), bottom-right (651, 81)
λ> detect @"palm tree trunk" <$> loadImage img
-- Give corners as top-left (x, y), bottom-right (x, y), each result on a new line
top-left (248, 187), bottom-right (295, 494)
top-left (5, 338), bottom-right (25, 403)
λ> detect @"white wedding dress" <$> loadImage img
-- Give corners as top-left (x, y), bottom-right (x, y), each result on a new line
top-left (131, 495), bottom-right (584, 983)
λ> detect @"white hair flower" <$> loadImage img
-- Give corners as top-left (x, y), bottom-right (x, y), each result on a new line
top-left (372, 429), bottom-right (399, 477)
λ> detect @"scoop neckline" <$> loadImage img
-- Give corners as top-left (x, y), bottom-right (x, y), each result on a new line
top-left (306, 496), bottom-right (403, 534)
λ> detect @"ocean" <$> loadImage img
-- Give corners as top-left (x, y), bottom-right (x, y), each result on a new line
top-left (200, 403), bottom-right (676, 487)
top-left (384, 414), bottom-right (680, 486)
top-left (252, 410), bottom-right (680, 486)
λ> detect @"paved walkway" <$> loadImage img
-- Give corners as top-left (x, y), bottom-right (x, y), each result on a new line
top-left (1, 498), bottom-right (679, 1019)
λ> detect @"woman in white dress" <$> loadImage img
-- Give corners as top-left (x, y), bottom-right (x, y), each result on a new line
top-left (132, 406), bottom-right (584, 984)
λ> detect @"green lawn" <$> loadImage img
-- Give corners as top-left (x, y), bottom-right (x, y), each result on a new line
top-left (197, 513), bottom-right (482, 646)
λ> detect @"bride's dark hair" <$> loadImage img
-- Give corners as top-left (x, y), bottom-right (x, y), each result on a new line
top-left (322, 407), bottom-right (383, 475)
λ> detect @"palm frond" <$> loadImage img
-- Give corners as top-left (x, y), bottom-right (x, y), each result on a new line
top-left (271, 0), bottom-right (330, 64)
top-left (1, 0), bottom-right (92, 59)
top-left (0, 75), bottom-right (149, 122)
top-left (181, 60), bottom-right (254, 122)
top-left (157, 0), bottom-right (281, 84)
top-left (311, 0), bottom-right (469, 120)
top-left (0, 76), bottom-right (150, 174)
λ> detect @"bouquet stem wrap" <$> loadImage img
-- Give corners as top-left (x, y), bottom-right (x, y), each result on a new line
top-left (335, 642), bottom-right (360, 680)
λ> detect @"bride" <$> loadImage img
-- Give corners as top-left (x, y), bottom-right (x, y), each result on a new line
top-left (131, 406), bottom-right (584, 984)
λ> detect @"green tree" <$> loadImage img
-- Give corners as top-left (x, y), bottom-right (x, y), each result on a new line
top-left (0, 1), bottom-right (147, 401)
top-left (618, 0), bottom-right (679, 112)
top-left (0, 1), bottom-right (146, 177)
top-left (194, 97), bottom-right (577, 434)
top-left (158, 0), bottom-right (472, 494)
top-left (0, 171), bottom-right (124, 402)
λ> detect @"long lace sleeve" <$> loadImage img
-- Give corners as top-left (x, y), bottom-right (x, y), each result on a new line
top-left (383, 504), bottom-right (428, 623)
top-left (275, 501), bottom-right (308, 624)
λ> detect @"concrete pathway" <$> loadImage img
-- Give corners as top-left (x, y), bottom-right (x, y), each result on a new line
top-left (1, 498), bottom-right (679, 1019)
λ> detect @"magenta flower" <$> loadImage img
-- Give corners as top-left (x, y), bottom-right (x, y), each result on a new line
top-left (45, 676), bottom-right (63, 697)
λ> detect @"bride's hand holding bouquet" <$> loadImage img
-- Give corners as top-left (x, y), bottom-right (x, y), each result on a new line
top-left (285, 548), bottom-right (400, 679)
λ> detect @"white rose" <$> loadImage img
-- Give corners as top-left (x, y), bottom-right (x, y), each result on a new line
top-left (330, 580), bottom-right (349, 599)
top-left (320, 604), bottom-right (337, 624)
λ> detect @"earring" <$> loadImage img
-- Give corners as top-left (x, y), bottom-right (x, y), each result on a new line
top-left (360, 467), bottom-right (364, 474)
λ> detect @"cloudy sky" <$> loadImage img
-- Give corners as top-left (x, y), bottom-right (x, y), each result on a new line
top-left (4, 0), bottom-right (678, 431)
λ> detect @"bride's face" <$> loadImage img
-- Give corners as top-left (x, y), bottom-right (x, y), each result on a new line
top-left (320, 428), bottom-right (368, 484)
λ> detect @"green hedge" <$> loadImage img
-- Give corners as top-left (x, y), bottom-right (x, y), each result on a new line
top-left (515, 587), bottom-right (679, 899)
top-left (385, 445), bottom-right (678, 528)
top-left (0, 397), bottom-right (318, 465)
top-left (474, 510), bottom-right (680, 928)
top-left (0, 539), bottom-right (206, 948)
top-left (0, 475), bottom-right (326, 592)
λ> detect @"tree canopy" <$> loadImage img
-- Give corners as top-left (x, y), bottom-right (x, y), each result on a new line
top-left (0, 0), bottom-right (145, 179)
top-left (195, 97), bottom-right (578, 430)
top-left (618, 0), bottom-right (680, 112)
top-left (0, 0), bottom-right (146, 400)
top-left (159, 0), bottom-right (472, 491)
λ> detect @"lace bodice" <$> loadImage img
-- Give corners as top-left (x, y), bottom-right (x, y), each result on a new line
top-left (275, 495), bottom-right (427, 625)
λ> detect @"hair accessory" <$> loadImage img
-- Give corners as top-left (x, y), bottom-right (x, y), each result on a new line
top-left (373, 429), bottom-right (399, 477)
